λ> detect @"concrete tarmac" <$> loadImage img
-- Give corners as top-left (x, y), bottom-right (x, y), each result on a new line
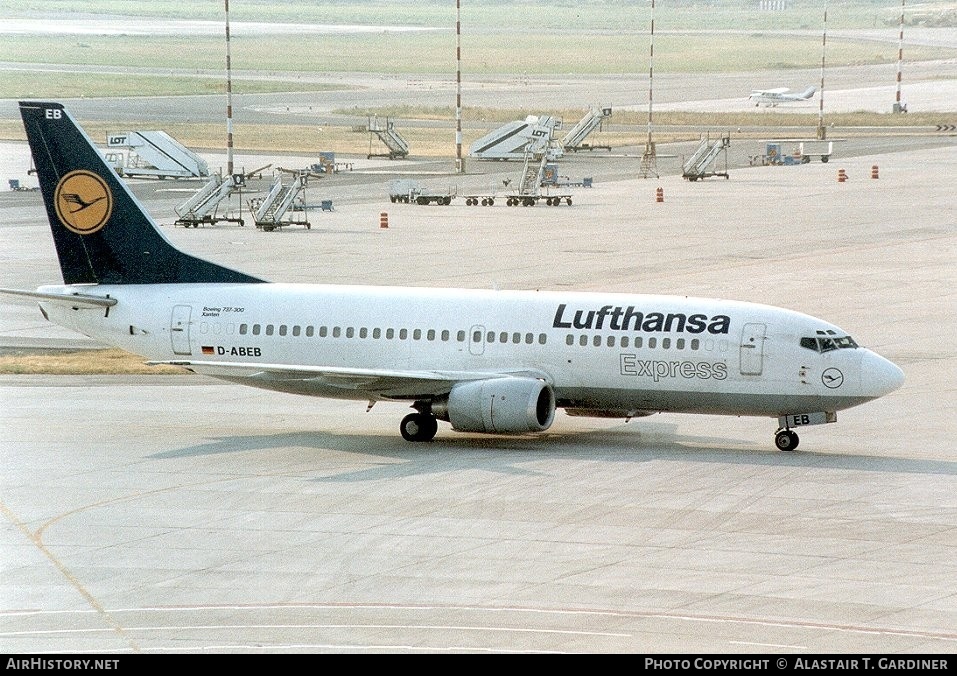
top-left (1, 124), bottom-right (956, 651)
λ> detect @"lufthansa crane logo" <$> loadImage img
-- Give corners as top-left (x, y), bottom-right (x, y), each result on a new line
top-left (54, 170), bottom-right (112, 235)
top-left (822, 368), bottom-right (844, 389)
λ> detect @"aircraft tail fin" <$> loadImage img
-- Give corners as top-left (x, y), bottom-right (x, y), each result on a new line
top-left (799, 86), bottom-right (817, 100)
top-left (19, 101), bottom-right (264, 285)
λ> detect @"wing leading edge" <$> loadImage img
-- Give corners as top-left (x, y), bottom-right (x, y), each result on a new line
top-left (147, 359), bottom-right (547, 400)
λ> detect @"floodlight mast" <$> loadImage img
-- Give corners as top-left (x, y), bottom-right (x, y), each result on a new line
top-left (640, 0), bottom-right (658, 179)
top-left (817, 0), bottom-right (828, 140)
top-left (894, 0), bottom-right (906, 113)
top-left (456, 0), bottom-right (465, 173)
top-left (225, 0), bottom-right (234, 176)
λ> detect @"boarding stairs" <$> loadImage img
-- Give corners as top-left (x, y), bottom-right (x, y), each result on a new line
top-left (173, 174), bottom-right (243, 227)
top-left (108, 130), bottom-right (209, 179)
top-left (501, 137), bottom-right (575, 206)
top-left (367, 116), bottom-right (410, 159)
top-left (250, 174), bottom-right (309, 230)
top-left (561, 107), bottom-right (612, 151)
top-left (682, 133), bottom-right (731, 181)
top-left (517, 141), bottom-right (550, 197)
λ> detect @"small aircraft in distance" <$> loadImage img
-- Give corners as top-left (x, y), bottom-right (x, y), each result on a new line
top-left (749, 86), bottom-right (817, 107)
top-left (1, 101), bottom-right (905, 452)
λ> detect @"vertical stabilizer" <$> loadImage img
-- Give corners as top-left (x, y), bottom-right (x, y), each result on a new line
top-left (20, 101), bottom-right (264, 285)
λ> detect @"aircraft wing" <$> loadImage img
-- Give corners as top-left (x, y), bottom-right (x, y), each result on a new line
top-left (0, 287), bottom-right (117, 308)
top-left (753, 87), bottom-right (789, 95)
top-left (147, 359), bottom-right (545, 399)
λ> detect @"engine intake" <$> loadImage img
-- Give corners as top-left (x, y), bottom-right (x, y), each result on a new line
top-left (437, 377), bottom-right (555, 434)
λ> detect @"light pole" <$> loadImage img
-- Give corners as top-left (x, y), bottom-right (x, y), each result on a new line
top-left (817, 0), bottom-right (828, 140)
top-left (640, 0), bottom-right (658, 178)
top-left (224, 0), bottom-right (234, 176)
top-left (455, 0), bottom-right (465, 173)
top-left (894, 0), bottom-right (906, 113)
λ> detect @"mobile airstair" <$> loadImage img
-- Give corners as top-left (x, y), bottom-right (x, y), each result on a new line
top-left (504, 137), bottom-right (573, 207)
top-left (469, 115), bottom-right (563, 161)
top-left (174, 174), bottom-right (244, 227)
top-left (106, 130), bottom-right (209, 179)
top-left (561, 106), bottom-right (612, 152)
top-left (367, 116), bottom-right (410, 159)
top-left (249, 173), bottom-right (310, 231)
top-left (682, 133), bottom-right (731, 181)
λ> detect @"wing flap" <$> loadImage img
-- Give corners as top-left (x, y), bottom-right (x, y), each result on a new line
top-left (145, 360), bottom-right (516, 398)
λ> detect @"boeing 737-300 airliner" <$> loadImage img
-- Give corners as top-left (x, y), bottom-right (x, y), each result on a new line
top-left (1, 102), bottom-right (904, 450)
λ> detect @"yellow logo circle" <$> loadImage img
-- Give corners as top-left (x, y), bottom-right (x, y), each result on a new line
top-left (54, 170), bottom-right (113, 235)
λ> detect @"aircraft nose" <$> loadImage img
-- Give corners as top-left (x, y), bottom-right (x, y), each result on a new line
top-left (859, 350), bottom-right (904, 398)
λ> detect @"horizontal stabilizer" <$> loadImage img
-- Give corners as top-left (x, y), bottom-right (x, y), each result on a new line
top-left (0, 287), bottom-right (117, 308)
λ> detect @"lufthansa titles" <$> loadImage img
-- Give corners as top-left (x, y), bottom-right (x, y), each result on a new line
top-left (553, 303), bottom-right (730, 335)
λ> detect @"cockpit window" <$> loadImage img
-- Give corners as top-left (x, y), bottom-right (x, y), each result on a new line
top-left (833, 336), bottom-right (858, 349)
top-left (800, 335), bottom-right (859, 352)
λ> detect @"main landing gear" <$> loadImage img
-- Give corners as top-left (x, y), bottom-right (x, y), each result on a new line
top-left (774, 428), bottom-right (800, 451)
top-left (400, 412), bottom-right (438, 442)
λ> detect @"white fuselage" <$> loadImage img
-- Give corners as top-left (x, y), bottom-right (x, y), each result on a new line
top-left (37, 282), bottom-right (902, 419)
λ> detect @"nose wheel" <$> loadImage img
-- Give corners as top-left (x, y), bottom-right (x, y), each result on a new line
top-left (401, 412), bottom-right (438, 442)
top-left (774, 429), bottom-right (800, 451)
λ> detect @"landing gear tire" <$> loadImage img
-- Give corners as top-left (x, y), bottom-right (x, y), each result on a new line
top-left (400, 413), bottom-right (438, 442)
top-left (775, 429), bottom-right (800, 451)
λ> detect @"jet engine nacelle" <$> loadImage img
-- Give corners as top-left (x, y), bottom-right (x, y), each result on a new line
top-left (441, 377), bottom-right (555, 434)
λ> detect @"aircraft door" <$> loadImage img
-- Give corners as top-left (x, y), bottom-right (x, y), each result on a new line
top-left (739, 323), bottom-right (766, 376)
top-left (170, 304), bottom-right (193, 355)
top-left (469, 324), bottom-right (485, 356)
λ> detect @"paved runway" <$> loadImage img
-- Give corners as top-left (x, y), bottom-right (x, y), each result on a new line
top-left (1, 132), bottom-right (955, 652)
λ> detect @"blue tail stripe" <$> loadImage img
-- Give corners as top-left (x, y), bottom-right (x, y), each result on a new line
top-left (20, 101), bottom-right (265, 285)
